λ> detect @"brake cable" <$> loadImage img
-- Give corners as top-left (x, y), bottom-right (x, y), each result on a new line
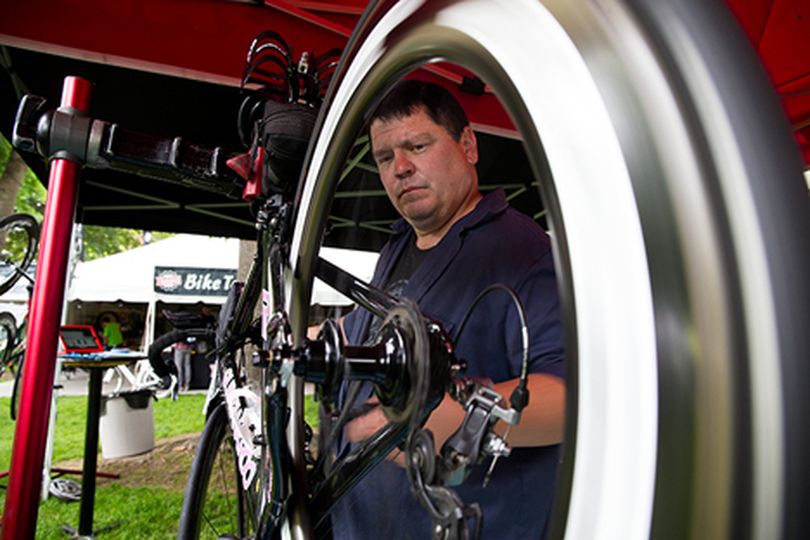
top-left (454, 283), bottom-right (530, 392)
top-left (402, 283), bottom-right (532, 539)
top-left (452, 283), bottom-right (531, 485)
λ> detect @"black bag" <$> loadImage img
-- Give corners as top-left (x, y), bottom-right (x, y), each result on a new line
top-left (162, 309), bottom-right (215, 330)
top-left (257, 99), bottom-right (317, 197)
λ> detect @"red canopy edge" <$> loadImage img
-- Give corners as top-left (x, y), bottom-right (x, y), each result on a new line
top-left (0, 0), bottom-right (353, 87)
top-left (1, 0), bottom-right (807, 163)
top-left (725, 0), bottom-right (810, 165)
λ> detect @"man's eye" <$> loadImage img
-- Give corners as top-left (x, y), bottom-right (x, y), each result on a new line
top-left (412, 144), bottom-right (426, 152)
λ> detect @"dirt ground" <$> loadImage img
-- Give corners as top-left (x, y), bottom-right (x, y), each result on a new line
top-left (53, 433), bottom-right (200, 493)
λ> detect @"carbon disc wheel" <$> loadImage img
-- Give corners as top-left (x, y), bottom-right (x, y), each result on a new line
top-left (289, 1), bottom-right (810, 539)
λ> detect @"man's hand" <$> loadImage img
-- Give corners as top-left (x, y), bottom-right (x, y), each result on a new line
top-left (344, 393), bottom-right (466, 468)
top-left (307, 315), bottom-right (346, 340)
top-left (345, 397), bottom-right (387, 443)
top-left (345, 397), bottom-right (407, 465)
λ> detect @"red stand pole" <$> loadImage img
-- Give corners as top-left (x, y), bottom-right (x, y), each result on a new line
top-left (1, 77), bottom-right (91, 540)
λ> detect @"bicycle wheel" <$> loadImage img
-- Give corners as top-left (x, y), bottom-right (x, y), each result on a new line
top-left (0, 214), bottom-right (39, 295)
top-left (10, 353), bottom-right (23, 421)
top-left (0, 312), bottom-right (22, 420)
top-left (0, 311), bottom-right (16, 372)
top-left (289, 1), bottom-right (810, 539)
top-left (177, 401), bottom-right (257, 539)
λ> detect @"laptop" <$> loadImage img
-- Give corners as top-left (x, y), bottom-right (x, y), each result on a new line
top-left (58, 325), bottom-right (105, 354)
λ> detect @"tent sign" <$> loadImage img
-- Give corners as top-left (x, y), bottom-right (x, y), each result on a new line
top-left (154, 266), bottom-right (236, 296)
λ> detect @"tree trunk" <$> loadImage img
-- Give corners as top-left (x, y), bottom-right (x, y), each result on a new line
top-left (0, 149), bottom-right (26, 217)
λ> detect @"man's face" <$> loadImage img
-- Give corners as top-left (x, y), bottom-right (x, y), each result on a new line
top-left (370, 107), bottom-right (479, 237)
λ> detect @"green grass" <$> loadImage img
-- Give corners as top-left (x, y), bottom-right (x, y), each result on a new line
top-left (0, 391), bottom-right (318, 538)
top-left (0, 393), bottom-right (205, 538)
top-left (0, 394), bottom-right (207, 472)
top-left (35, 485), bottom-right (184, 539)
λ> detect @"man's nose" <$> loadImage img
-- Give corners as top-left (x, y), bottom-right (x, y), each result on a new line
top-left (393, 152), bottom-right (414, 178)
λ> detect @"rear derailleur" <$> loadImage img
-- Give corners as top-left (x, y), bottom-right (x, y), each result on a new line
top-left (406, 377), bottom-right (523, 540)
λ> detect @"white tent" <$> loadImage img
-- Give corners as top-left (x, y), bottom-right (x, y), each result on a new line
top-left (66, 234), bottom-right (237, 348)
top-left (66, 234), bottom-right (378, 347)
top-left (68, 234), bottom-right (378, 305)
top-left (0, 272), bottom-right (34, 322)
top-left (314, 247), bottom-right (379, 305)
top-left (68, 234), bottom-right (239, 305)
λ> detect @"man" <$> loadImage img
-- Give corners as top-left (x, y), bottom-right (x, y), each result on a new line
top-left (173, 339), bottom-right (192, 392)
top-left (331, 80), bottom-right (565, 538)
top-left (100, 315), bottom-right (124, 349)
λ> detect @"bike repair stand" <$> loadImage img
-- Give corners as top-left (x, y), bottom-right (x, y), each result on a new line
top-left (1, 76), bottom-right (93, 539)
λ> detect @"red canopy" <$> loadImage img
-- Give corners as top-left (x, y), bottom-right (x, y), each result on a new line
top-left (2, 0), bottom-right (806, 164)
top-left (726, 0), bottom-right (810, 165)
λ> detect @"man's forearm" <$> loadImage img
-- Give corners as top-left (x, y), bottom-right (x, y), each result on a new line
top-left (344, 372), bottom-right (565, 458)
top-left (424, 373), bottom-right (565, 453)
top-left (493, 373), bottom-right (565, 447)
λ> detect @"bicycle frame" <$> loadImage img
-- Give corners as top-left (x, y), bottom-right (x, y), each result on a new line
top-left (202, 192), bottom-right (430, 536)
top-left (226, 193), bottom-right (505, 539)
top-left (103, 359), bottom-right (175, 397)
top-left (9, 73), bottom-right (521, 540)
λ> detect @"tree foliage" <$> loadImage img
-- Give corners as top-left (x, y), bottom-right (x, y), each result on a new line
top-left (13, 166), bottom-right (46, 221)
top-left (2, 135), bottom-right (46, 220)
top-left (81, 225), bottom-right (143, 261)
top-left (0, 135), bottom-right (8, 168)
top-left (3, 135), bottom-right (174, 262)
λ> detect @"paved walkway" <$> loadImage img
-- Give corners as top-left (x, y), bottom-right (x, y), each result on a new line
top-left (0, 367), bottom-right (102, 398)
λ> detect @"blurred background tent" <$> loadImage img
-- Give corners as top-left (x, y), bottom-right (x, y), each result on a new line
top-left (63, 234), bottom-right (377, 349)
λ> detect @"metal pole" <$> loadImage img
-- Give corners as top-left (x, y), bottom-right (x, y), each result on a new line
top-left (2, 76), bottom-right (91, 539)
top-left (78, 369), bottom-right (103, 536)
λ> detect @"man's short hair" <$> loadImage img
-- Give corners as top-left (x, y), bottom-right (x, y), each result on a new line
top-left (370, 80), bottom-right (469, 140)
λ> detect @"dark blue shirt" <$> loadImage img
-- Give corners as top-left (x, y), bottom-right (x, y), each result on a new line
top-left (332, 189), bottom-right (565, 539)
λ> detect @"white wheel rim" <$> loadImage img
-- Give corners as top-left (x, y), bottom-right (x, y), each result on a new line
top-left (290, 1), bottom-right (804, 538)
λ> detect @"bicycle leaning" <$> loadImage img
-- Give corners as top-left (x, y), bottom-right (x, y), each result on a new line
top-left (0, 212), bottom-right (39, 420)
top-left (0, 212), bottom-right (39, 297)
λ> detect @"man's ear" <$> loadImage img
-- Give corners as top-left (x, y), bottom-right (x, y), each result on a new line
top-left (461, 126), bottom-right (479, 164)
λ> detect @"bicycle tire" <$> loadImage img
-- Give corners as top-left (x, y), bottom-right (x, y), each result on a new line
top-left (0, 311), bottom-right (17, 373)
top-left (290, 1), bottom-right (810, 538)
top-left (0, 214), bottom-right (39, 296)
top-left (10, 354), bottom-right (23, 421)
top-left (0, 312), bottom-right (22, 420)
top-left (177, 401), bottom-right (256, 540)
top-left (147, 328), bottom-right (215, 378)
